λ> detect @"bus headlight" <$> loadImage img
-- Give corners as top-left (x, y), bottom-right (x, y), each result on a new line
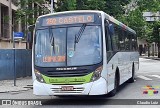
top-left (34, 69), bottom-right (45, 83)
top-left (91, 66), bottom-right (103, 81)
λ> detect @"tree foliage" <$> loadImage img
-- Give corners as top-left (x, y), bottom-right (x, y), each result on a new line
top-left (16, 0), bottom-right (49, 25)
top-left (120, 9), bottom-right (146, 38)
top-left (121, 0), bottom-right (160, 57)
top-left (121, 0), bottom-right (160, 42)
top-left (55, 0), bottom-right (131, 18)
top-left (137, 0), bottom-right (160, 12)
top-left (105, 0), bottom-right (131, 18)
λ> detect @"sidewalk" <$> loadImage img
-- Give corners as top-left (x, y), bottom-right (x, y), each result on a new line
top-left (0, 77), bottom-right (33, 93)
top-left (140, 56), bottom-right (160, 60)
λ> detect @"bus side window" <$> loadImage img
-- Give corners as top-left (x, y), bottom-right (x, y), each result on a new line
top-left (131, 34), bottom-right (137, 51)
top-left (125, 31), bottom-right (130, 51)
top-left (108, 22), bottom-right (118, 51)
top-left (134, 34), bottom-right (138, 51)
top-left (117, 27), bottom-right (125, 51)
top-left (128, 33), bottom-right (132, 51)
top-left (114, 25), bottom-right (119, 51)
top-left (105, 20), bottom-right (112, 51)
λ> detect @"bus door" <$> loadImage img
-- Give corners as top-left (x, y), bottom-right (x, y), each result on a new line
top-left (104, 20), bottom-right (115, 91)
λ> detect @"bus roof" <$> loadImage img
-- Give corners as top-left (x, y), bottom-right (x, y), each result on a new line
top-left (37, 10), bottom-right (136, 34)
top-left (37, 10), bottom-right (104, 18)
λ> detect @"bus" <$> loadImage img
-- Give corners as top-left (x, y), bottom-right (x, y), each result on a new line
top-left (31, 10), bottom-right (139, 96)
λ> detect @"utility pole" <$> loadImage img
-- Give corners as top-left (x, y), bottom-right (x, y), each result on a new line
top-left (9, 0), bottom-right (16, 86)
top-left (51, 0), bottom-right (54, 13)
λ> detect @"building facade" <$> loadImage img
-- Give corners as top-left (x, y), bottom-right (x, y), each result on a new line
top-left (0, 0), bottom-right (50, 49)
top-left (0, 0), bottom-right (22, 48)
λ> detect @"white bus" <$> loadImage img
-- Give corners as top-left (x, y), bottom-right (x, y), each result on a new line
top-left (31, 10), bottom-right (139, 96)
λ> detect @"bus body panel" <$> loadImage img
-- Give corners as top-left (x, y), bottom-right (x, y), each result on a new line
top-left (105, 52), bottom-right (139, 93)
top-left (33, 77), bottom-right (107, 95)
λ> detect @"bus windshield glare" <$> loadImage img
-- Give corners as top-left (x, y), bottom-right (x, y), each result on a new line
top-left (35, 25), bottom-right (102, 67)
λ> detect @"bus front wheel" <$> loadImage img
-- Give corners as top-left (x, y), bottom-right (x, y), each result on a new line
top-left (108, 72), bottom-right (119, 97)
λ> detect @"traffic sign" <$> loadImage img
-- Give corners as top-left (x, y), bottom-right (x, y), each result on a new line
top-left (14, 32), bottom-right (24, 39)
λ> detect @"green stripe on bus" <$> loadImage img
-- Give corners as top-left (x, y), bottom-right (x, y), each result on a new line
top-left (42, 72), bottom-right (93, 84)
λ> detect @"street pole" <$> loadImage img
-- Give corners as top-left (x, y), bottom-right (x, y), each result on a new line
top-left (51, 0), bottom-right (54, 13)
top-left (9, 0), bottom-right (12, 39)
top-left (9, 0), bottom-right (16, 86)
top-left (12, 32), bottom-right (16, 86)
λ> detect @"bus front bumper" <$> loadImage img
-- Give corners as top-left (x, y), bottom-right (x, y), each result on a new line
top-left (33, 77), bottom-right (107, 96)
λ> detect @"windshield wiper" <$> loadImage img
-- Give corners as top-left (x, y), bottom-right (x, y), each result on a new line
top-left (74, 24), bottom-right (86, 51)
top-left (50, 29), bottom-right (55, 54)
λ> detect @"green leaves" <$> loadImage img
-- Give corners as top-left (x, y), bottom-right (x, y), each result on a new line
top-left (137, 0), bottom-right (160, 12)
top-left (55, 0), bottom-right (108, 14)
top-left (15, 0), bottom-right (48, 25)
top-left (121, 0), bottom-right (160, 44)
top-left (85, 0), bottom-right (106, 11)
top-left (68, 0), bottom-right (77, 10)
top-left (56, 0), bottom-right (131, 18)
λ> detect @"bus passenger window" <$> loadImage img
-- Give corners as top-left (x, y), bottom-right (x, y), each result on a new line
top-left (108, 22), bottom-right (118, 51)
top-left (105, 20), bottom-right (112, 51)
top-left (125, 31), bottom-right (130, 51)
top-left (117, 28), bottom-right (125, 51)
top-left (128, 33), bottom-right (132, 50)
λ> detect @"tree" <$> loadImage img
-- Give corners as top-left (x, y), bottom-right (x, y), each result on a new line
top-left (137, 0), bottom-right (160, 57)
top-left (121, 0), bottom-right (160, 57)
top-left (84, 0), bottom-right (106, 12)
top-left (56, 0), bottom-right (107, 12)
top-left (56, 0), bottom-right (76, 12)
top-left (121, 9), bottom-right (146, 38)
top-left (55, 0), bottom-right (131, 19)
top-left (137, 0), bottom-right (160, 12)
top-left (16, 0), bottom-right (49, 25)
top-left (144, 23), bottom-right (154, 57)
top-left (15, 0), bottom-right (50, 49)
top-left (152, 21), bottom-right (160, 58)
top-left (106, 0), bottom-right (131, 18)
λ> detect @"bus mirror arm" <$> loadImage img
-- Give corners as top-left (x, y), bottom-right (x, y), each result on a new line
top-left (27, 32), bottom-right (32, 43)
top-left (27, 25), bottom-right (35, 30)
top-left (27, 25), bottom-right (35, 43)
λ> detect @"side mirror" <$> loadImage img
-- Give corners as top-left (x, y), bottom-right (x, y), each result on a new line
top-left (109, 24), bottom-right (114, 35)
top-left (27, 32), bottom-right (32, 43)
top-left (27, 25), bottom-right (35, 30)
top-left (27, 25), bottom-right (35, 43)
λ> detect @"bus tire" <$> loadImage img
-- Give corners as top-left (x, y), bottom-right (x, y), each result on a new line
top-left (128, 64), bottom-right (135, 83)
top-left (108, 72), bottom-right (119, 97)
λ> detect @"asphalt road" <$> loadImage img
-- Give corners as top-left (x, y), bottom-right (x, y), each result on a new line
top-left (1, 58), bottom-right (160, 108)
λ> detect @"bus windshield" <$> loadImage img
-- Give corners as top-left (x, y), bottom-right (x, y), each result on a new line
top-left (34, 25), bottom-right (102, 67)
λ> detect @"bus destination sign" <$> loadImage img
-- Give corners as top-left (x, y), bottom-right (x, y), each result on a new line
top-left (42, 14), bottom-right (94, 26)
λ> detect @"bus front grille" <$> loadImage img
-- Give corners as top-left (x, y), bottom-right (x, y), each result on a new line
top-left (46, 70), bottom-right (90, 77)
top-left (51, 87), bottom-right (84, 93)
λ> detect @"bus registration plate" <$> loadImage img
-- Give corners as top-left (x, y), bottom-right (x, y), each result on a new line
top-left (61, 86), bottom-right (74, 91)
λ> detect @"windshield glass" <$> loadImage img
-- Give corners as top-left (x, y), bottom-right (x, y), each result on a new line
top-left (35, 25), bottom-right (102, 67)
